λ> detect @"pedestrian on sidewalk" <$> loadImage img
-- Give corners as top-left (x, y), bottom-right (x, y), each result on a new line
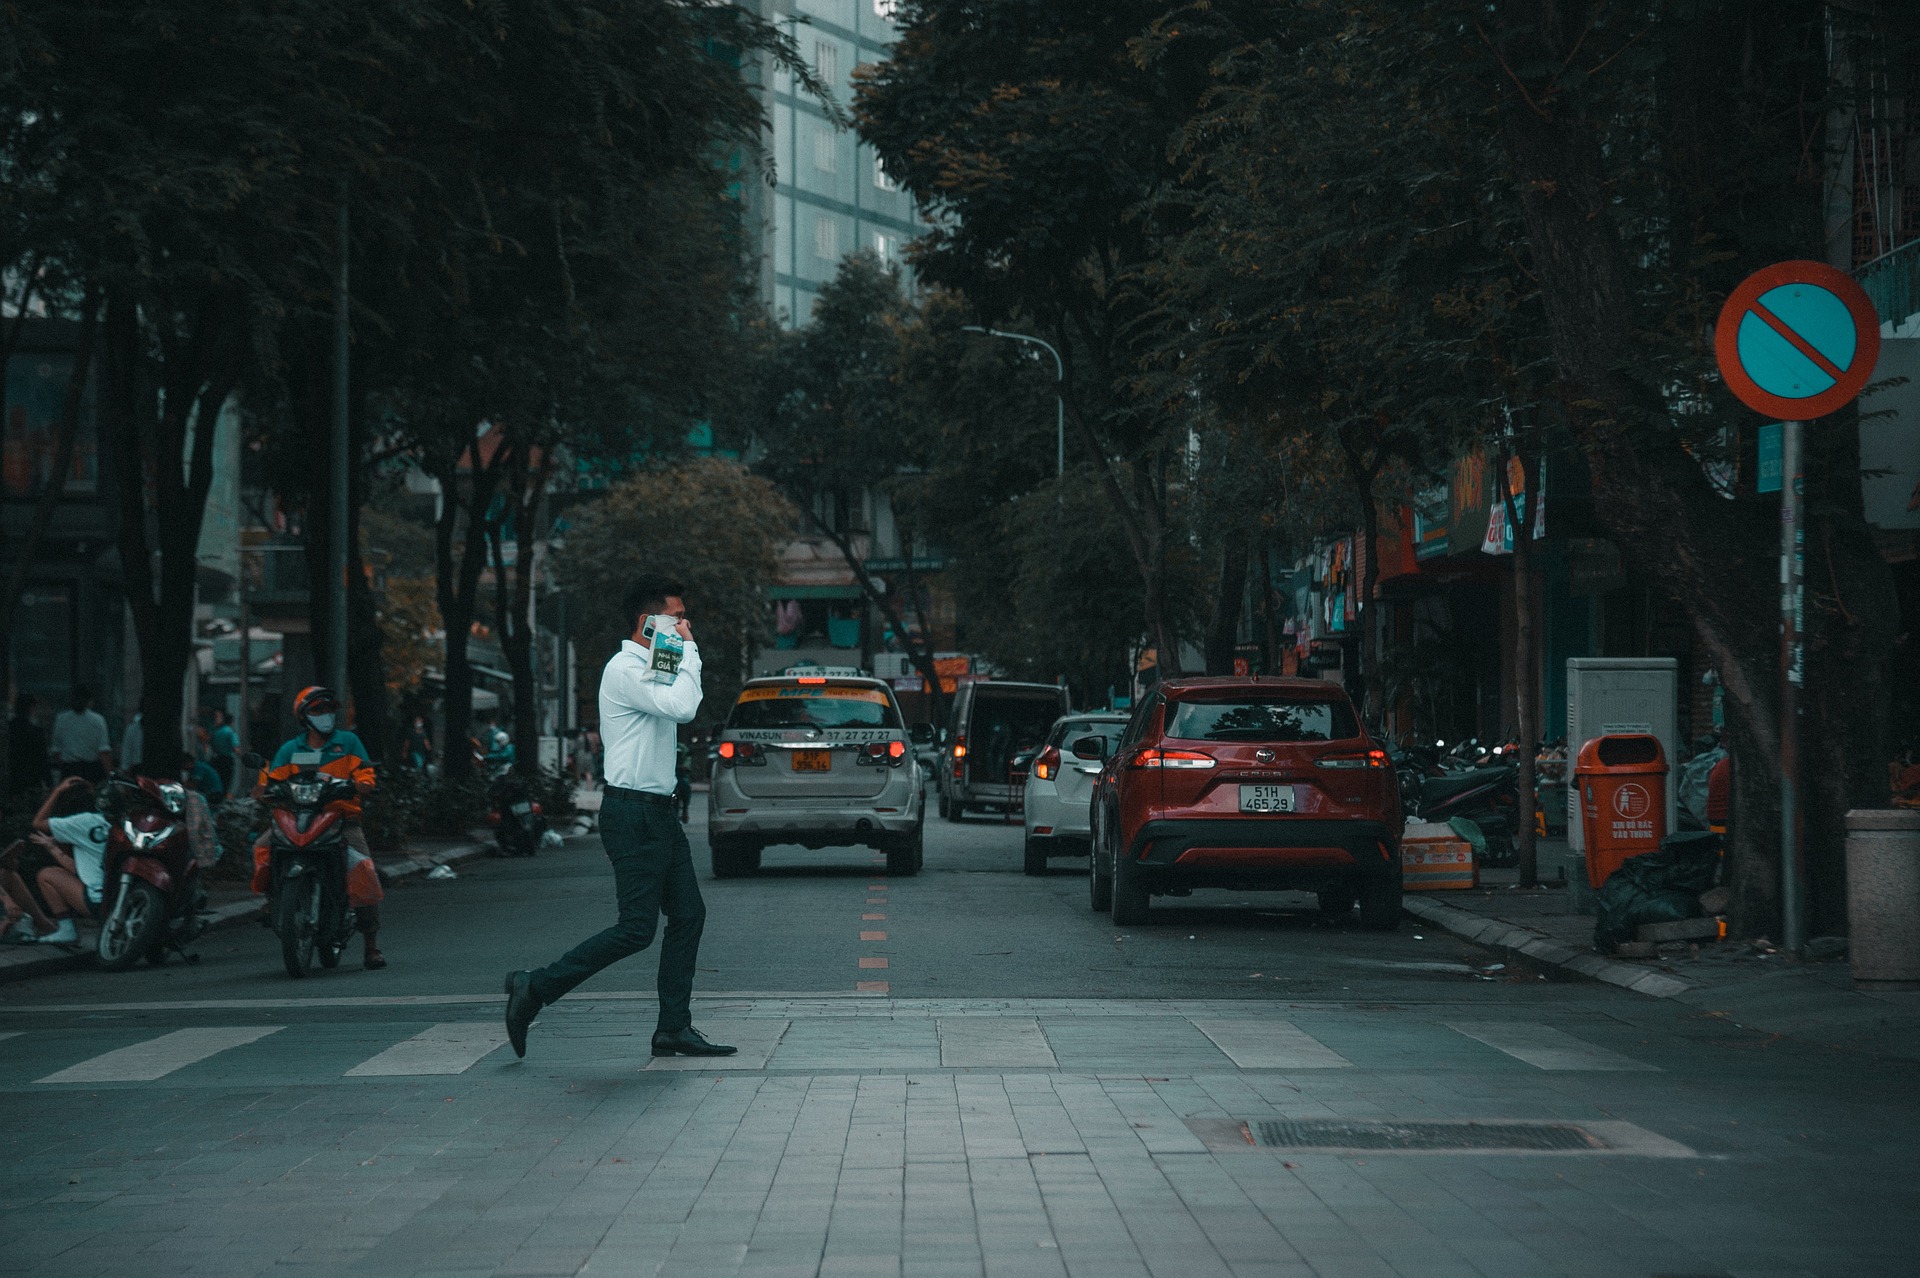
top-left (0, 776), bottom-right (108, 945)
top-left (50, 686), bottom-right (112, 782)
top-left (207, 708), bottom-right (239, 793)
top-left (504, 575), bottom-right (734, 1061)
top-left (119, 699), bottom-right (146, 773)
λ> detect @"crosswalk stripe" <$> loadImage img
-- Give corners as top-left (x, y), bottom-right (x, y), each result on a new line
top-left (1189, 1018), bottom-right (1353, 1068)
top-left (36, 1027), bottom-right (283, 1083)
top-left (345, 1022), bottom-right (509, 1076)
top-left (937, 1016), bottom-right (1058, 1068)
top-left (1446, 1021), bottom-right (1659, 1071)
top-left (0, 1032), bottom-right (21, 1044)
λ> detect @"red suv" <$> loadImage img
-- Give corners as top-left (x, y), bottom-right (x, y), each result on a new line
top-left (1087, 677), bottom-right (1402, 929)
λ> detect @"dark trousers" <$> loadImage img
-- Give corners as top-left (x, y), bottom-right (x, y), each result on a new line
top-left (529, 790), bottom-right (706, 1033)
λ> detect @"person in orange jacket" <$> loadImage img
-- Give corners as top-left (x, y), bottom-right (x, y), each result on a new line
top-left (253, 686), bottom-right (387, 969)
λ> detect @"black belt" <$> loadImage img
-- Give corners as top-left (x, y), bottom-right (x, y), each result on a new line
top-left (603, 785), bottom-right (676, 806)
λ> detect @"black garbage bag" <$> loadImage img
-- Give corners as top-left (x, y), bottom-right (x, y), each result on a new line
top-left (1592, 831), bottom-right (1723, 952)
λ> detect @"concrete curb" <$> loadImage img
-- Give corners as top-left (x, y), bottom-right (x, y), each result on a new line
top-left (0, 839), bottom-right (494, 985)
top-left (1403, 897), bottom-right (1696, 999)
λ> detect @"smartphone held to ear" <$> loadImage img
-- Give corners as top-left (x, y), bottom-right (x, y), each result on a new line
top-left (640, 615), bottom-right (686, 684)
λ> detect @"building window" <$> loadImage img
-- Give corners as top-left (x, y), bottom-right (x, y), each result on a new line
top-left (874, 233), bottom-right (894, 263)
top-left (813, 125), bottom-right (838, 173)
top-left (813, 39), bottom-right (838, 86)
top-left (814, 217), bottom-right (839, 261)
top-left (873, 154), bottom-right (897, 192)
top-left (875, 0), bottom-right (899, 18)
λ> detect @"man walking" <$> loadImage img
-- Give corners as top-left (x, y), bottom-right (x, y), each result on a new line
top-left (504, 575), bottom-right (733, 1060)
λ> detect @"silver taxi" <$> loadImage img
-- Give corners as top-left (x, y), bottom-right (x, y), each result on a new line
top-left (707, 672), bottom-right (925, 877)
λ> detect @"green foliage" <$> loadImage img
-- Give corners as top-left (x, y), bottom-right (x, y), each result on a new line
top-left (556, 457), bottom-right (796, 720)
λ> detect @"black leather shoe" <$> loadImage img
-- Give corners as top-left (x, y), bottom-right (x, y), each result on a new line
top-left (651, 1026), bottom-right (737, 1057)
top-left (503, 970), bottom-right (542, 1058)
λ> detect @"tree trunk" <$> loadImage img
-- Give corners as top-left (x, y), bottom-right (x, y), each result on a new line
top-left (431, 440), bottom-right (502, 783)
top-left (344, 460), bottom-right (393, 763)
top-left (1505, 450), bottom-right (1542, 887)
top-left (1492, 44), bottom-right (1791, 937)
top-left (102, 282), bottom-right (245, 773)
top-left (1203, 532), bottom-right (1251, 676)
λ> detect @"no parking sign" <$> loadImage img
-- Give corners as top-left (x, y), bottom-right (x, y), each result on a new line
top-left (1714, 260), bottom-right (1880, 421)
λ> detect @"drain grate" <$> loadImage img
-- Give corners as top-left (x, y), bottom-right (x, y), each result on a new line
top-left (1251, 1119), bottom-right (1607, 1152)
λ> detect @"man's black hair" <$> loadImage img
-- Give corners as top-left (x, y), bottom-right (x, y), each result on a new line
top-left (71, 684), bottom-right (93, 711)
top-left (622, 575), bottom-right (685, 637)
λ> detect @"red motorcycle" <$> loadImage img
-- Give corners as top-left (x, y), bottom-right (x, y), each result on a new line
top-left (258, 755), bottom-right (362, 978)
top-left (95, 776), bottom-right (208, 971)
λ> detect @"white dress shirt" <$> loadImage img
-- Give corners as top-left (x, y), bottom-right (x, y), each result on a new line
top-left (598, 636), bottom-right (703, 794)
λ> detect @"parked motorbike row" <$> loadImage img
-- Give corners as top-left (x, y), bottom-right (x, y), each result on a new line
top-left (1386, 737), bottom-right (1548, 868)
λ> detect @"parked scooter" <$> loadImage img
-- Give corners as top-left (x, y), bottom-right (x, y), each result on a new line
top-left (258, 752), bottom-right (362, 977)
top-left (487, 764), bottom-right (548, 858)
top-left (94, 776), bottom-right (208, 971)
top-left (1390, 737), bottom-right (1521, 867)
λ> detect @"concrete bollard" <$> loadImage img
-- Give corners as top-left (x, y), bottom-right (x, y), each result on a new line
top-left (1845, 809), bottom-right (1920, 990)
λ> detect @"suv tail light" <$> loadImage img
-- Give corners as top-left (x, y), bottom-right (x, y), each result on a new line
top-left (718, 741), bottom-right (766, 768)
top-left (857, 741), bottom-right (908, 767)
top-left (1133, 748), bottom-right (1216, 770)
top-left (1315, 749), bottom-right (1390, 769)
top-left (1032, 746), bottom-right (1062, 781)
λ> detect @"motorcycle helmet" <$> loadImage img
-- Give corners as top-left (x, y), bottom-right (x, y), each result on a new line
top-left (492, 730), bottom-right (511, 749)
top-left (293, 685), bottom-right (342, 729)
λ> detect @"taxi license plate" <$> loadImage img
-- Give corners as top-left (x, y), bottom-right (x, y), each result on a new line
top-left (792, 750), bottom-right (832, 772)
top-left (511, 801), bottom-right (532, 815)
top-left (1239, 784), bottom-right (1295, 813)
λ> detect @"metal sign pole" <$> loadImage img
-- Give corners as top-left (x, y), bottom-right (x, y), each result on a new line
top-left (1780, 419), bottom-right (1805, 959)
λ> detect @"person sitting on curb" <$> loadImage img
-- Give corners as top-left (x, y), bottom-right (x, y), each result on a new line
top-left (0, 777), bottom-right (109, 945)
top-left (252, 686), bottom-right (388, 970)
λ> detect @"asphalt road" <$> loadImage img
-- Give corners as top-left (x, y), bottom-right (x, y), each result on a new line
top-left (3, 807), bottom-right (1916, 1277)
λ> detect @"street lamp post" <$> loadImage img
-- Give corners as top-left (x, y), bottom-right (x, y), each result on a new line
top-left (962, 326), bottom-right (1064, 483)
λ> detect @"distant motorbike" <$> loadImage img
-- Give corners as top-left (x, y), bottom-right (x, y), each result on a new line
top-left (95, 776), bottom-right (208, 971)
top-left (487, 765), bottom-right (547, 858)
top-left (260, 754), bottom-right (361, 977)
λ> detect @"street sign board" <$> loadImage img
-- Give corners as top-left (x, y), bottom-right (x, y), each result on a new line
top-left (1715, 260), bottom-right (1880, 421)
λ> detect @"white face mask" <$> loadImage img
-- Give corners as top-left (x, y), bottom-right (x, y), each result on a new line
top-left (308, 713), bottom-right (336, 734)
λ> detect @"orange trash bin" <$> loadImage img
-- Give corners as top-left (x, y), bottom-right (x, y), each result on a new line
top-left (1576, 734), bottom-right (1669, 888)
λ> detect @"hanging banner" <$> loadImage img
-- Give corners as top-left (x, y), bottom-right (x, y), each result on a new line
top-left (1480, 457), bottom-right (1547, 556)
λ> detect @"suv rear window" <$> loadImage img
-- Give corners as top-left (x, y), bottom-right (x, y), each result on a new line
top-left (730, 684), bottom-right (901, 730)
top-left (1165, 697), bottom-right (1356, 743)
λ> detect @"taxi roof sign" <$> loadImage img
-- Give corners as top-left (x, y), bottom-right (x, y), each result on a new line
top-left (1714, 260), bottom-right (1880, 421)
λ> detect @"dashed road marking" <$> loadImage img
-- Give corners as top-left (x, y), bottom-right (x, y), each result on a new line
top-left (1447, 1021), bottom-right (1659, 1071)
top-left (37, 1026), bottom-right (283, 1084)
top-left (1189, 1019), bottom-right (1353, 1069)
top-left (937, 1016), bottom-right (1058, 1068)
top-left (858, 957), bottom-right (889, 969)
top-left (860, 931), bottom-right (887, 941)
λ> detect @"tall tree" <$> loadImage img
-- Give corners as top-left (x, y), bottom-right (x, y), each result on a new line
top-left (859, 1), bottom-right (1227, 674)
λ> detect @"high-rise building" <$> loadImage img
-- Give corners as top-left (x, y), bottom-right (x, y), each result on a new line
top-left (744, 0), bottom-right (923, 327)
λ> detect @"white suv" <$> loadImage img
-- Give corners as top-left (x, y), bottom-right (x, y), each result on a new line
top-left (707, 674), bottom-right (926, 877)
